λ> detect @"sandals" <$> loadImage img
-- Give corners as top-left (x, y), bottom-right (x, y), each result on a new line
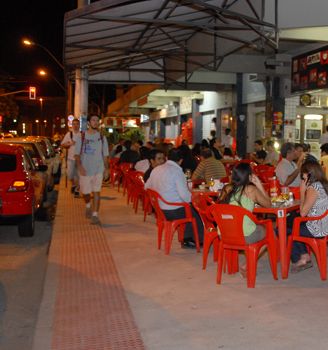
top-left (291, 261), bottom-right (313, 274)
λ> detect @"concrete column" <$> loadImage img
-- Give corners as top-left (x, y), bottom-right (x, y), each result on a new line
top-left (192, 99), bottom-right (202, 144)
top-left (235, 73), bottom-right (247, 158)
top-left (66, 79), bottom-right (74, 115)
top-left (74, 68), bottom-right (89, 130)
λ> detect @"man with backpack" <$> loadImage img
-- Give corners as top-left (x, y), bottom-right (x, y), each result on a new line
top-left (61, 118), bottom-right (81, 197)
top-left (75, 115), bottom-right (109, 225)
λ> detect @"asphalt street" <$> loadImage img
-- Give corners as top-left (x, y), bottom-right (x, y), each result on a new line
top-left (0, 190), bottom-right (57, 350)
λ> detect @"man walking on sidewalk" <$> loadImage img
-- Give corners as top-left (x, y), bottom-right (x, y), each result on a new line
top-left (61, 118), bottom-right (81, 197)
top-left (75, 115), bottom-right (109, 225)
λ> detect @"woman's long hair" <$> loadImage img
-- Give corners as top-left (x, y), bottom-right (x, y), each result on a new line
top-left (300, 161), bottom-right (328, 195)
top-left (220, 162), bottom-right (252, 204)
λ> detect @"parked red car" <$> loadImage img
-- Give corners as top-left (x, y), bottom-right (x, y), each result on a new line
top-left (0, 144), bottom-right (47, 237)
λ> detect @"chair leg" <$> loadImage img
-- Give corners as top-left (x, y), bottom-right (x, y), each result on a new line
top-left (318, 240), bottom-right (327, 280)
top-left (286, 236), bottom-right (293, 278)
top-left (311, 239), bottom-right (327, 281)
top-left (216, 244), bottom-right (224, 284)
top-left (177, 225), bottom-right (185, 243)
top-left (165, 224), bottom-right (174, 255)
top-left (246, 247), bottom-right (259, 288)
top-left (267, 242), bottom-right (278, 280)
top-left (213, 236), bottom-right (219, 262)
top-left (202, 235), bottom-right (211, 270)
top-left (191, 219), bottom-right (200, 253)
top-left (157, 222), bottom-right (164, 250)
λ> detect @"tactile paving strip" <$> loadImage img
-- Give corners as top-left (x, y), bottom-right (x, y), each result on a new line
top-left (51, 183), bottom-right (144, 350)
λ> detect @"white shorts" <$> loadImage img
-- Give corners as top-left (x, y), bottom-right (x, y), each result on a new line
top-left (79, 173), bottom-right (103, 194)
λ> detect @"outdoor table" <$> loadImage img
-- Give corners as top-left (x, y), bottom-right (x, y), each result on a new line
top-left (253, 200), bottom-right (300, 279)
top-left (191, 188), bottom-right (219, 198)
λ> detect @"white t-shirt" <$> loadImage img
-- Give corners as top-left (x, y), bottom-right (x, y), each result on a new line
top-left (275, 158), bottom-right (300, 187)
top-left (61, 131), bottom-right (81, 160)
top-left (221, 134), bottom-right (233, 148)
top-left (135, 159), bottom-right (150, 173)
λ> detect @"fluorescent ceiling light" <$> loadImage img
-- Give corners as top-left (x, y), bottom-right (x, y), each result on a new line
top-left (304, 114), bottom-right (323, 120)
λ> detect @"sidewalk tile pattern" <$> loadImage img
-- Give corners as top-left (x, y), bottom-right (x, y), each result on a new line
top-left (51, 183), bottom-right (144, 350)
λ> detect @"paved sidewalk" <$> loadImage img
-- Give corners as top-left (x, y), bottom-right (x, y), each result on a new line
top-left (33, 182), bottom-right (328, 350)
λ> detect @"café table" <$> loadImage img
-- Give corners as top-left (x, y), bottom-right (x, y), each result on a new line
top-left (253, 200), bottom-right (300, 279)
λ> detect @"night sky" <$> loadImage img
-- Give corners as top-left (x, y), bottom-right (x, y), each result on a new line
top-left (1, 1), bottom-right (77, 96)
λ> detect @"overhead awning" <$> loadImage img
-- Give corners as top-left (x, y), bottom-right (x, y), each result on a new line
top-left (64, 0), bottom-right (280, 87)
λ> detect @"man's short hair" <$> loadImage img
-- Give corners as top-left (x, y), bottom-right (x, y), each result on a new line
top-left (266, 140), bottom-right (274, 148)
top-left (149, 149), bottom-right (164, 160)
top-left (87, 115), bottom-right (99, 121)
top-left (124, 140), bottom-right (132, 149)
top-left (321, 143), bottom-right (328, 154)
top-left (256, 150), bottom-right (267, 160)
top-left (201, 148), bottom-right (213, 159)
top-left (281, 142), bottom-right (294, 158)
top-left (168, 148), bottom-right (183, 162)
top-left (255, 140), bottom-right (263, 146)
top-left (72, 118), bottom-right (80, 124)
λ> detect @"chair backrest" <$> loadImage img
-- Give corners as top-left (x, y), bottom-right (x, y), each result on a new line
top-left (132, 171), bottom-right (145, 189)
top-left (146, 189), bottom-right (166, 222)
top-left (120, 162), bottom-right (133, 174)
top-left (109, 157), bottom-right (119, 167)
top-left (208, 204), bottom-right (256, 245)
top-left (192, 193), bottom-right (215, 230)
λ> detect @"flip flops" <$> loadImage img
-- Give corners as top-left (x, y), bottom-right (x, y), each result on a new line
top-left (291, 261), bottom-right (313, 274)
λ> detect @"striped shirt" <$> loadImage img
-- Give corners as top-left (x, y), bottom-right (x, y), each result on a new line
top-left (192, 157), bottom-right (226, 182)
top-left (306, 182), bottom-right (328, 237)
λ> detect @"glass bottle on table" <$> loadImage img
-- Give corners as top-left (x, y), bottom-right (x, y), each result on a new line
top-left (208, 177), bottom-right (215, 188)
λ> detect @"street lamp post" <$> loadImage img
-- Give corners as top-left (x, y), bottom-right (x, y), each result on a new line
top-left (38, 69), bottom-right (65, 92)
top-left (22, 39), bottom-right (64, 70)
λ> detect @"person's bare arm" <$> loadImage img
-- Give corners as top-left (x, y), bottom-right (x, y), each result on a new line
top-left (75, 154), bottom-right (86, 176)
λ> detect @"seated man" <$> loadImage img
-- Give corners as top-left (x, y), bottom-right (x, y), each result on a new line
top-left (251, 140), bottom-right (267, 164)
top-left (143, 149), bottom-right (165, 182)
top-left (264, 140), bottom-right (280, 166)
top-left (191, 148), bottom-right (226, 183)
top-left (276, 142), bottom-right (304, 187)
top-left (119, 140), bottom-right (140, 164)
top-left (145, 148), bottom-right (204, 247)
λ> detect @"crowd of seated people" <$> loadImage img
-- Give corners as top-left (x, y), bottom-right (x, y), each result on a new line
top-left (108, 136), bottom-right (328, 271)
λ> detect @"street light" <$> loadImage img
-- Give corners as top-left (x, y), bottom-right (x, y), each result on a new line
top-left (38, 68), bottom-right (65, 92)
top-left (22, 39), bottom-right (64, 70)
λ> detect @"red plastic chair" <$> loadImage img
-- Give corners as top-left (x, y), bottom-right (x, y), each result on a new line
top-left (118, 162), bottom-right (134, 194)
top-left (146, 189), bottom-right (200, 254)
top-left (130, 172), bottom-right (147, 214)
top-left (109, 157), bottom-right (120, 187)
top-left (192, 193), bottom-right (218, 269)
top-left (208, 204), bottom-right (278, 288)
top-left (287, 211), bottom-right (328, 280)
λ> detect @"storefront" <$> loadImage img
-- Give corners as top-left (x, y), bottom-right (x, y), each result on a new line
top-left (290, 45), bottom-right (328, 157)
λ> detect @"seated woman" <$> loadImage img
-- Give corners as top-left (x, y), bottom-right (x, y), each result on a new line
top-left (219, 163), bottom-right (271, 276)
top-left (290, 161), bottom-right (328, 273)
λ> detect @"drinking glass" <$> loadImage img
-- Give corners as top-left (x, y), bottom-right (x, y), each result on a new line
top-left (281, 186), bottom-right (289, 201)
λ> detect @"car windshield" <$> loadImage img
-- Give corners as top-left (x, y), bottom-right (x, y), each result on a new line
top-left (0, 154), bottom-right (16, 171)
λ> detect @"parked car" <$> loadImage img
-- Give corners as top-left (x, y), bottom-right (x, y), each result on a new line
top-left (26, 136), bottom-right (61, 183)
top-left (0, 143), bottom-right (48, 236)
top-left (0, 137), bottom-right (54, 191)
